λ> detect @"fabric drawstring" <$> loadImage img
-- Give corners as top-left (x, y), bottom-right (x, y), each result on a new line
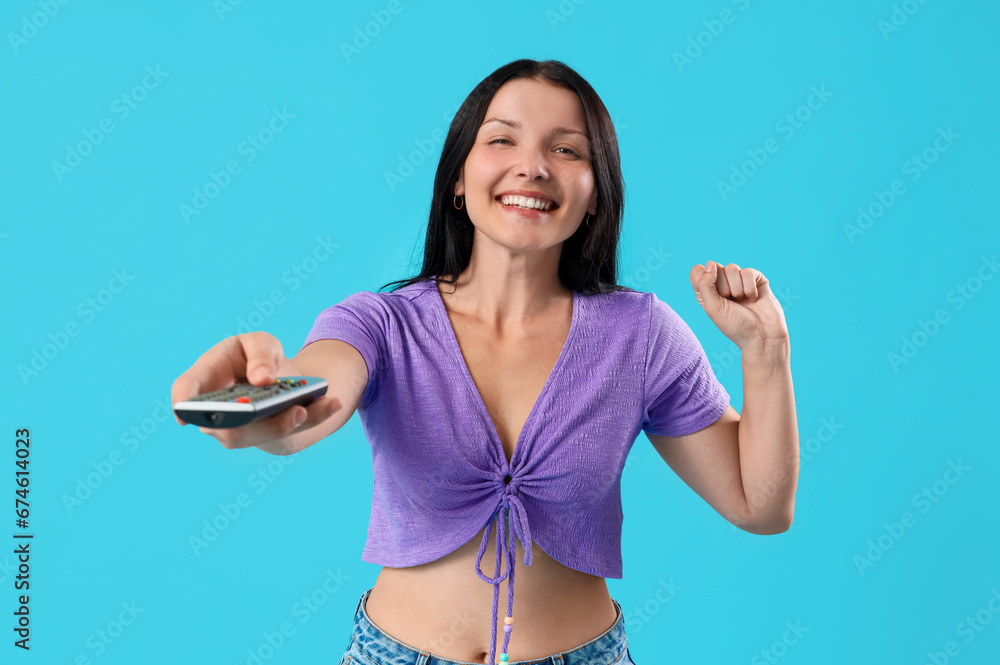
top-left (475, 491), bottom-right (533, 665)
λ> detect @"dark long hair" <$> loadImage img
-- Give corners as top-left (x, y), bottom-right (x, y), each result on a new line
top-left (379, 59), bottom-right (630, 296)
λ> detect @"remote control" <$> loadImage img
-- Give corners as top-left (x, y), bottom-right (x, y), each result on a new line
top-left (173, 376), bottom-right (328, 428)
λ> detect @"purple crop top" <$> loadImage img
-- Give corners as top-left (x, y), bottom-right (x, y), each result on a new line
top-left (299, 276), bottom-right (730, 664)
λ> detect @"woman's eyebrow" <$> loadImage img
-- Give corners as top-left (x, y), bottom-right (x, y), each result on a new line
top-left (481, 117), bottom-right (589, 139)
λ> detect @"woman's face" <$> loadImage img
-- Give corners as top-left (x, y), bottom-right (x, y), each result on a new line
top-left (454, 78), bottom-right (597, 254)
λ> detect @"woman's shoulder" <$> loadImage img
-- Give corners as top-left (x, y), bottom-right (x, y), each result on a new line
top-left (580, 284), bottom-right (651, 318)
top-left (336, 278), bottom-right (437, 308)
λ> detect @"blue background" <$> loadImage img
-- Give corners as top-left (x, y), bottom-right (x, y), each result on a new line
top-left (2, 0), bottom-right (998, 663)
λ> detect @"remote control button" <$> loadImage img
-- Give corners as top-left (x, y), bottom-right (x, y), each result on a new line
top-left (236, 397), bottom-right (251, 403)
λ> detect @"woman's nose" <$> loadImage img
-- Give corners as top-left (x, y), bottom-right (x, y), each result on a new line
top-left (514, 146), bottom-right (550, 179)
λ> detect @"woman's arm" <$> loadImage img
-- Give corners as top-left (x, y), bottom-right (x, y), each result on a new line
top-left (646, 262), bottom-right (798, 534)
top-left (647, 343), bottom-right (797, 535)
top-left (255, 339), bottom-right (369, 455)
top-left (736, 342), bottom-right (798, 531)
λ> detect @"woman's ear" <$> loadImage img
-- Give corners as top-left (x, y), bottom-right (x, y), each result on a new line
top-left (454, 169), bottom-right (464, 197)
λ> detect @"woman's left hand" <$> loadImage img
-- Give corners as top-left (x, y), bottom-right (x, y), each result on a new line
top-left (689, 261), bottom-right (789, 354)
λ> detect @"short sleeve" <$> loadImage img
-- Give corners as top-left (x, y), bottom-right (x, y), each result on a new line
top-left (642, 292), bottom-right (730, 437)
top-left (299, 291), bottom-right (386, 410)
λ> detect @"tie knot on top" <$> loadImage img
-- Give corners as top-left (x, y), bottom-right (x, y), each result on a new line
top-left (501, 473), bottom-right (520, 496)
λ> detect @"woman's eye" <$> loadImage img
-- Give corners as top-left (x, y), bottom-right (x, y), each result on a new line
top-left (488, 139), bottom-right (579, 156)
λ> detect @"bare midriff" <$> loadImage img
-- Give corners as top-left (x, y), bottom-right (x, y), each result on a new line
top-left (364, 527), bottom-right (617, 663)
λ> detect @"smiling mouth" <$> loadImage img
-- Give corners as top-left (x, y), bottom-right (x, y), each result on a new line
top-left (496, 195), bottom-right (559, 212)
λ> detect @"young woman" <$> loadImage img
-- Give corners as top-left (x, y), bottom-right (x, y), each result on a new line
top-left (172, 59), bottom-right (798, 665)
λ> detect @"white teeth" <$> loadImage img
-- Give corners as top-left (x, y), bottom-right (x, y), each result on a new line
top-left (499, 195), bottom-right (554, 211)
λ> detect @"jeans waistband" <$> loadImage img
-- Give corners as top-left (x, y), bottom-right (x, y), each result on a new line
top-left (348, 586), bottom-right (630, 665)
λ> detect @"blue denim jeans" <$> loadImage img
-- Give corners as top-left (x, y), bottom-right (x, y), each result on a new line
top-left (337, 587), bottom-right (636, 665)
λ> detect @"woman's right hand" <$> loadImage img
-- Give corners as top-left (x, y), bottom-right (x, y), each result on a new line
top-left (171, 331), bottom-right (342, 452)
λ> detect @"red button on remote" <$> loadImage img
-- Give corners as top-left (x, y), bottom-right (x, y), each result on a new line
top-left (236, 397), bottom-right (251, 403)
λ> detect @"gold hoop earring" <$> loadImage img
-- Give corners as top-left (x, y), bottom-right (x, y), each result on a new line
top-left (584, 212), bottom-right (591, 228)
top-left (454, 195), bottom-right (464, 210)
